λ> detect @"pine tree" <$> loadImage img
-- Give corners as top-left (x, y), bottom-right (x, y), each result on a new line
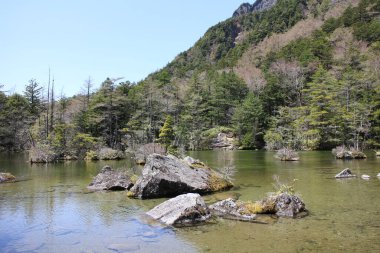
top-left (303, 66), bottom-right (341, 149)
top-left (24, 79), bottom-right (42, 117)
top-left (233, 92), bottom-right (263, 148)
top-left (158, 115), bottom-right (174, 147)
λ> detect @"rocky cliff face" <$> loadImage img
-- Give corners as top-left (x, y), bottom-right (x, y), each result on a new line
top-left (233, 0), bottom-right (278, 17)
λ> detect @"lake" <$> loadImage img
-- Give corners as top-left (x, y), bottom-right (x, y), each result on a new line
top-left (1, 151), bottom-right (379, 253)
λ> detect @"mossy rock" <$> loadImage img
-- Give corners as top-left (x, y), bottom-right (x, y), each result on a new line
top-left (208, 170), bottom-right (234, 192)
top-left (0, 172), bottom-right (16, 183)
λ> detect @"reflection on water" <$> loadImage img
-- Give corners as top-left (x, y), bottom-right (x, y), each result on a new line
top-left (1, 151), bottom-right (380, 252)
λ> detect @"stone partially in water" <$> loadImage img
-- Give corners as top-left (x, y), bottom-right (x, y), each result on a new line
top-left (209, 198), bottom-right (256, 222)
top-left (130, 154), bottom-right (233, 199)
top-left (335, 168), bottom-right (356, 179)
top-left (361, 174), bottom-right (370, 180)
top-left (333, 146), bottom-right (367, 159)
top-left (146, 193), bottom-right (211, 226)
top-left (0, 172), bottom-right (16, 183)
top-left (87, 166), bottom-right (133, 191)
top-left (273, 193), bottom-right (307, 218)
top-left (209, 192), bottom-right (306, 220)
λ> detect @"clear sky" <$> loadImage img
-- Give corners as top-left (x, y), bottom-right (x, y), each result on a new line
top-left (1, 0), bottom-right (245, 97)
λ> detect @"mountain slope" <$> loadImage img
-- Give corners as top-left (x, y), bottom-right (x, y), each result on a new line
top-left (4, 0), bottom-right (378, 154)
top-left (133, 0), bottom-right (379, 150)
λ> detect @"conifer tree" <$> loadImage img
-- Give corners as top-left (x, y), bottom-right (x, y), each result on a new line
top-left (158, 115), bottom-right (174, 147)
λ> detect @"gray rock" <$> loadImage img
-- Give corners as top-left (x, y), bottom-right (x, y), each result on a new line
top-left (335, 168), bottom-right (356, 178)
top-left (0, 172), bottom-right (16, 183)
top-left (233, 3), bottom-right (253, 17)
top-left (98, 148), bottom-right (125, 160)
top-left (251, 0), bottom-right (278, 12)
top-left (334, 147), bottom-right (367, 159)
top-left (233, 0), bottom-right (278, 17)
top-left (209, 198), bottom-right (256, 221)
top-left (182, 156), bottom-right (199, 165)
top-left (146, 193), bottom-right (211, 226)
top-left (130, 154), bottom-right (233, 199)
top-left (272, 193), bottom-right (306, 218)
top-left (211, 132), bottom-right (237, 150)
top-left (87, 166), bottom-right (133, 191)
top-left (361, 174), bottom-right (370, 180)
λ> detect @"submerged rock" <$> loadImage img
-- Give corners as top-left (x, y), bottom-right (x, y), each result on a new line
top-left (0, 172), bottom-right (16, 183)
top-left (146, 193), bottom-right (211, 226)
top-left (130, 154), bottom-right (233, 199)
top-left (361, 174), bottom-right (370, 180)
top-left (107, 243), bottom-right (140, 252)
top-left (87, 166), bottom-right (133, 191)
top-left (209, 198), bottom-right (256, 222)
top-left (335, 168), bottom-right (356, 179)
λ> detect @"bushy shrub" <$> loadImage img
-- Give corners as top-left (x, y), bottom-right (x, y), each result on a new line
top-left (84, 150), bottom-right (98, 161)
top-left (275, 147), bottom-right (299, 161)
top-left (29, 143), bottom-right (56, 163)
top-left (98, 148), bottom-right (125, 160)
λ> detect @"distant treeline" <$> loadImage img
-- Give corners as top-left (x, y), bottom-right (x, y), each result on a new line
top-left (0, 0), bottom-right (379, 156)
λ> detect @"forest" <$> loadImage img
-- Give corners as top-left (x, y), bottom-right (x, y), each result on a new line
top-left (0, 0), bottom-right (379, 160)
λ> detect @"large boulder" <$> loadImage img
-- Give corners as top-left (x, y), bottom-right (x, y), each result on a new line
top-left (97, 148), bottom-right (125, 160)
top-left (130, 154), bottom-right (233, 199)
top-left (87, 166), bottom-right (133, 191)
top-left (146, 193), bottom-right (211, 226)
top-left (0, 172), bottom-right (16, 183)
top-left (211, 132), bottom-right (237, 150)
top-left (29, 144), bottom-right (56, 163)
top-left (209, 198), bottom-right (256, 222)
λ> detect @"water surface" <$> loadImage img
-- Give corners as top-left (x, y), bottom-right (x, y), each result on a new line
top-left (0, 151), bottom-right (379, 252)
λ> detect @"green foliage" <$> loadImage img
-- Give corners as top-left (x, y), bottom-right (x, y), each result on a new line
top-left (276, 30), bottom-right (332, 67)
top-left (84, 150), bottom-right (98, 161)
top-left (158, 115), bottom-right (175, 147)
top-left (272, 175), bottom-right (297, 195)
top-left (233, 92), bottom-right (264, 148)
top-left (2, 0), bottom-right (379, 154)
top-left (72, 133), bottom-right (98, 158)
top-left (23, 79), bottom-right (42, 116)
top-left (321, 17), bottom-right (342, 34)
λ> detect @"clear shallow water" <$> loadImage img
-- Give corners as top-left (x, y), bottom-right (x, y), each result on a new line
top-left (0, 151), bottom-right (380, 253)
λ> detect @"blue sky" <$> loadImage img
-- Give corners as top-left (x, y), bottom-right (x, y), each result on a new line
top-left (1, 0), bottom-right (245, 97)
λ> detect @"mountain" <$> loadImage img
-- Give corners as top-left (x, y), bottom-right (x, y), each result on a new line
top-left (233, 0), bottom-right (278, 17)
top-left (136, 0), bottom-right (380, 150)
top-left (1, 0), bottom-right (379, 155)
